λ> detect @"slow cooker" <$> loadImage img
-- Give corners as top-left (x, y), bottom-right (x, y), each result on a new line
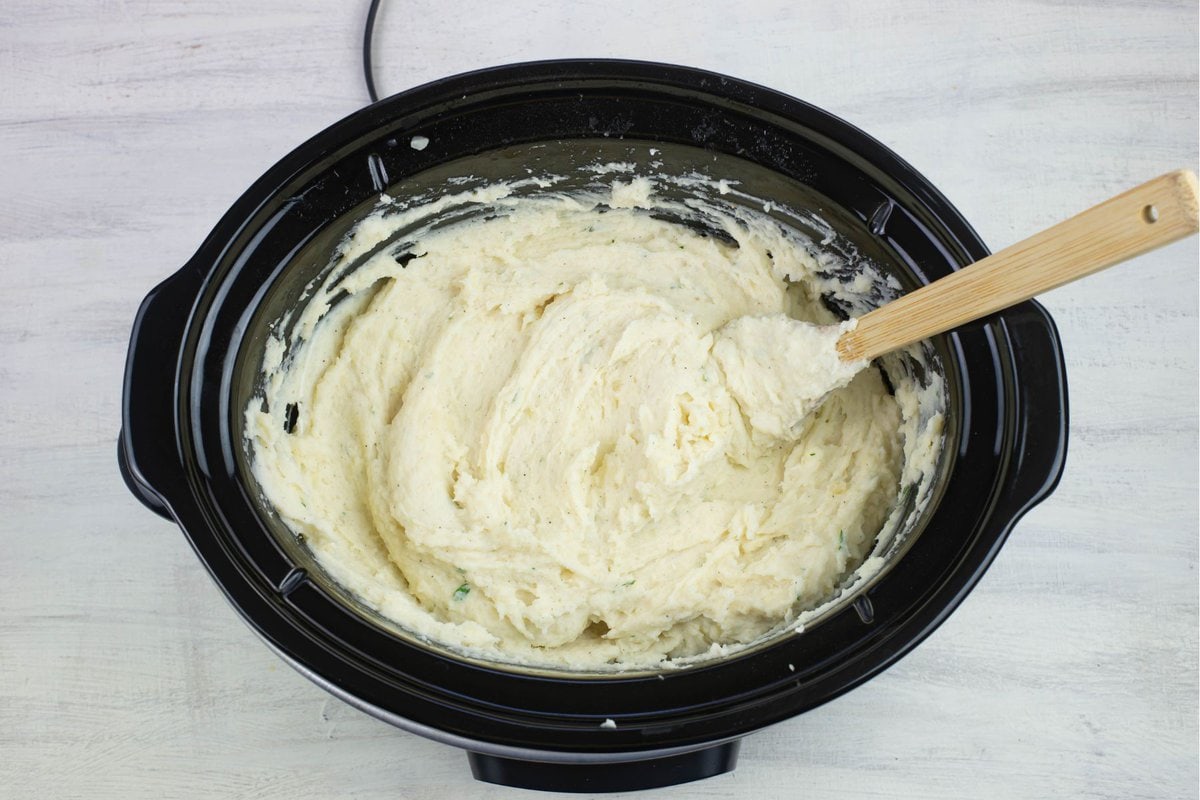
top-left (119, 60), bottom-right (1067, 793)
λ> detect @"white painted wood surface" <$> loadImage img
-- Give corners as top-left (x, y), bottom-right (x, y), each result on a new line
top-left (1, 1), bottom-right (1196, 797)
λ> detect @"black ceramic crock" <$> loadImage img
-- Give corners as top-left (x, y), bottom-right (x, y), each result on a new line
top-left (119, 60), bottom-right (1068, 793)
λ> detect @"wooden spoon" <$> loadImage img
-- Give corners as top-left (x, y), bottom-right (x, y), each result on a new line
top-left (714, 170), bottom-right (1199, 436)
top-left (838, 169), bottom-right (1200, 362)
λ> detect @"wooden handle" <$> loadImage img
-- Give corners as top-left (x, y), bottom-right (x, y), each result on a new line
top-left (838, 169), bottom-right (1200, 362)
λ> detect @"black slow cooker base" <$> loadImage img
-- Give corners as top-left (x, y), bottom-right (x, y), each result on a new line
top-left (120, 59), bottom-right (1068, 793)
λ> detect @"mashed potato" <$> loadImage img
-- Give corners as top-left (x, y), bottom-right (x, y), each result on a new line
top-left (246, 178), bottom-right (916, 669)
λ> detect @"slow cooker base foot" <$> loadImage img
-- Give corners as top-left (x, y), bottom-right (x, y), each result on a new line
top-left (467, 740), bottom-right (741, 793)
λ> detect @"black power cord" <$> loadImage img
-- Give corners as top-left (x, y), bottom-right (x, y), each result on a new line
top-left (363, 0), bottom-right (384, 102)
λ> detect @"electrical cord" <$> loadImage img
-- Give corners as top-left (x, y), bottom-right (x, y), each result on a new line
top-left (363, 0), bottom-right (384, 102)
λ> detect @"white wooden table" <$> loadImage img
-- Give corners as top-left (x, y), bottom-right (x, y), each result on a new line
top-left (2, 1), bottom-right (1196, 797)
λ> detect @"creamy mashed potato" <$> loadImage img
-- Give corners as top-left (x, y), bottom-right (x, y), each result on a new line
top-left (246, 177), bottom-right (929, 669)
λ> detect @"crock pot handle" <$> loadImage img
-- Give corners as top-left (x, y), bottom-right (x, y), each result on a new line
top-left (118, 433), bottom-right (171, 519)
top-left (119, 261), bottom-right (207, 521)
top-left (995, 301), bottom-right (1070, 520)
top-left (467, 740), bottom-right (741, 793)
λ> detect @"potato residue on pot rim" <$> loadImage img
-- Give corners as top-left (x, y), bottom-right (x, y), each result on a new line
top-left (245, 168), bottom-right (945, 670)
